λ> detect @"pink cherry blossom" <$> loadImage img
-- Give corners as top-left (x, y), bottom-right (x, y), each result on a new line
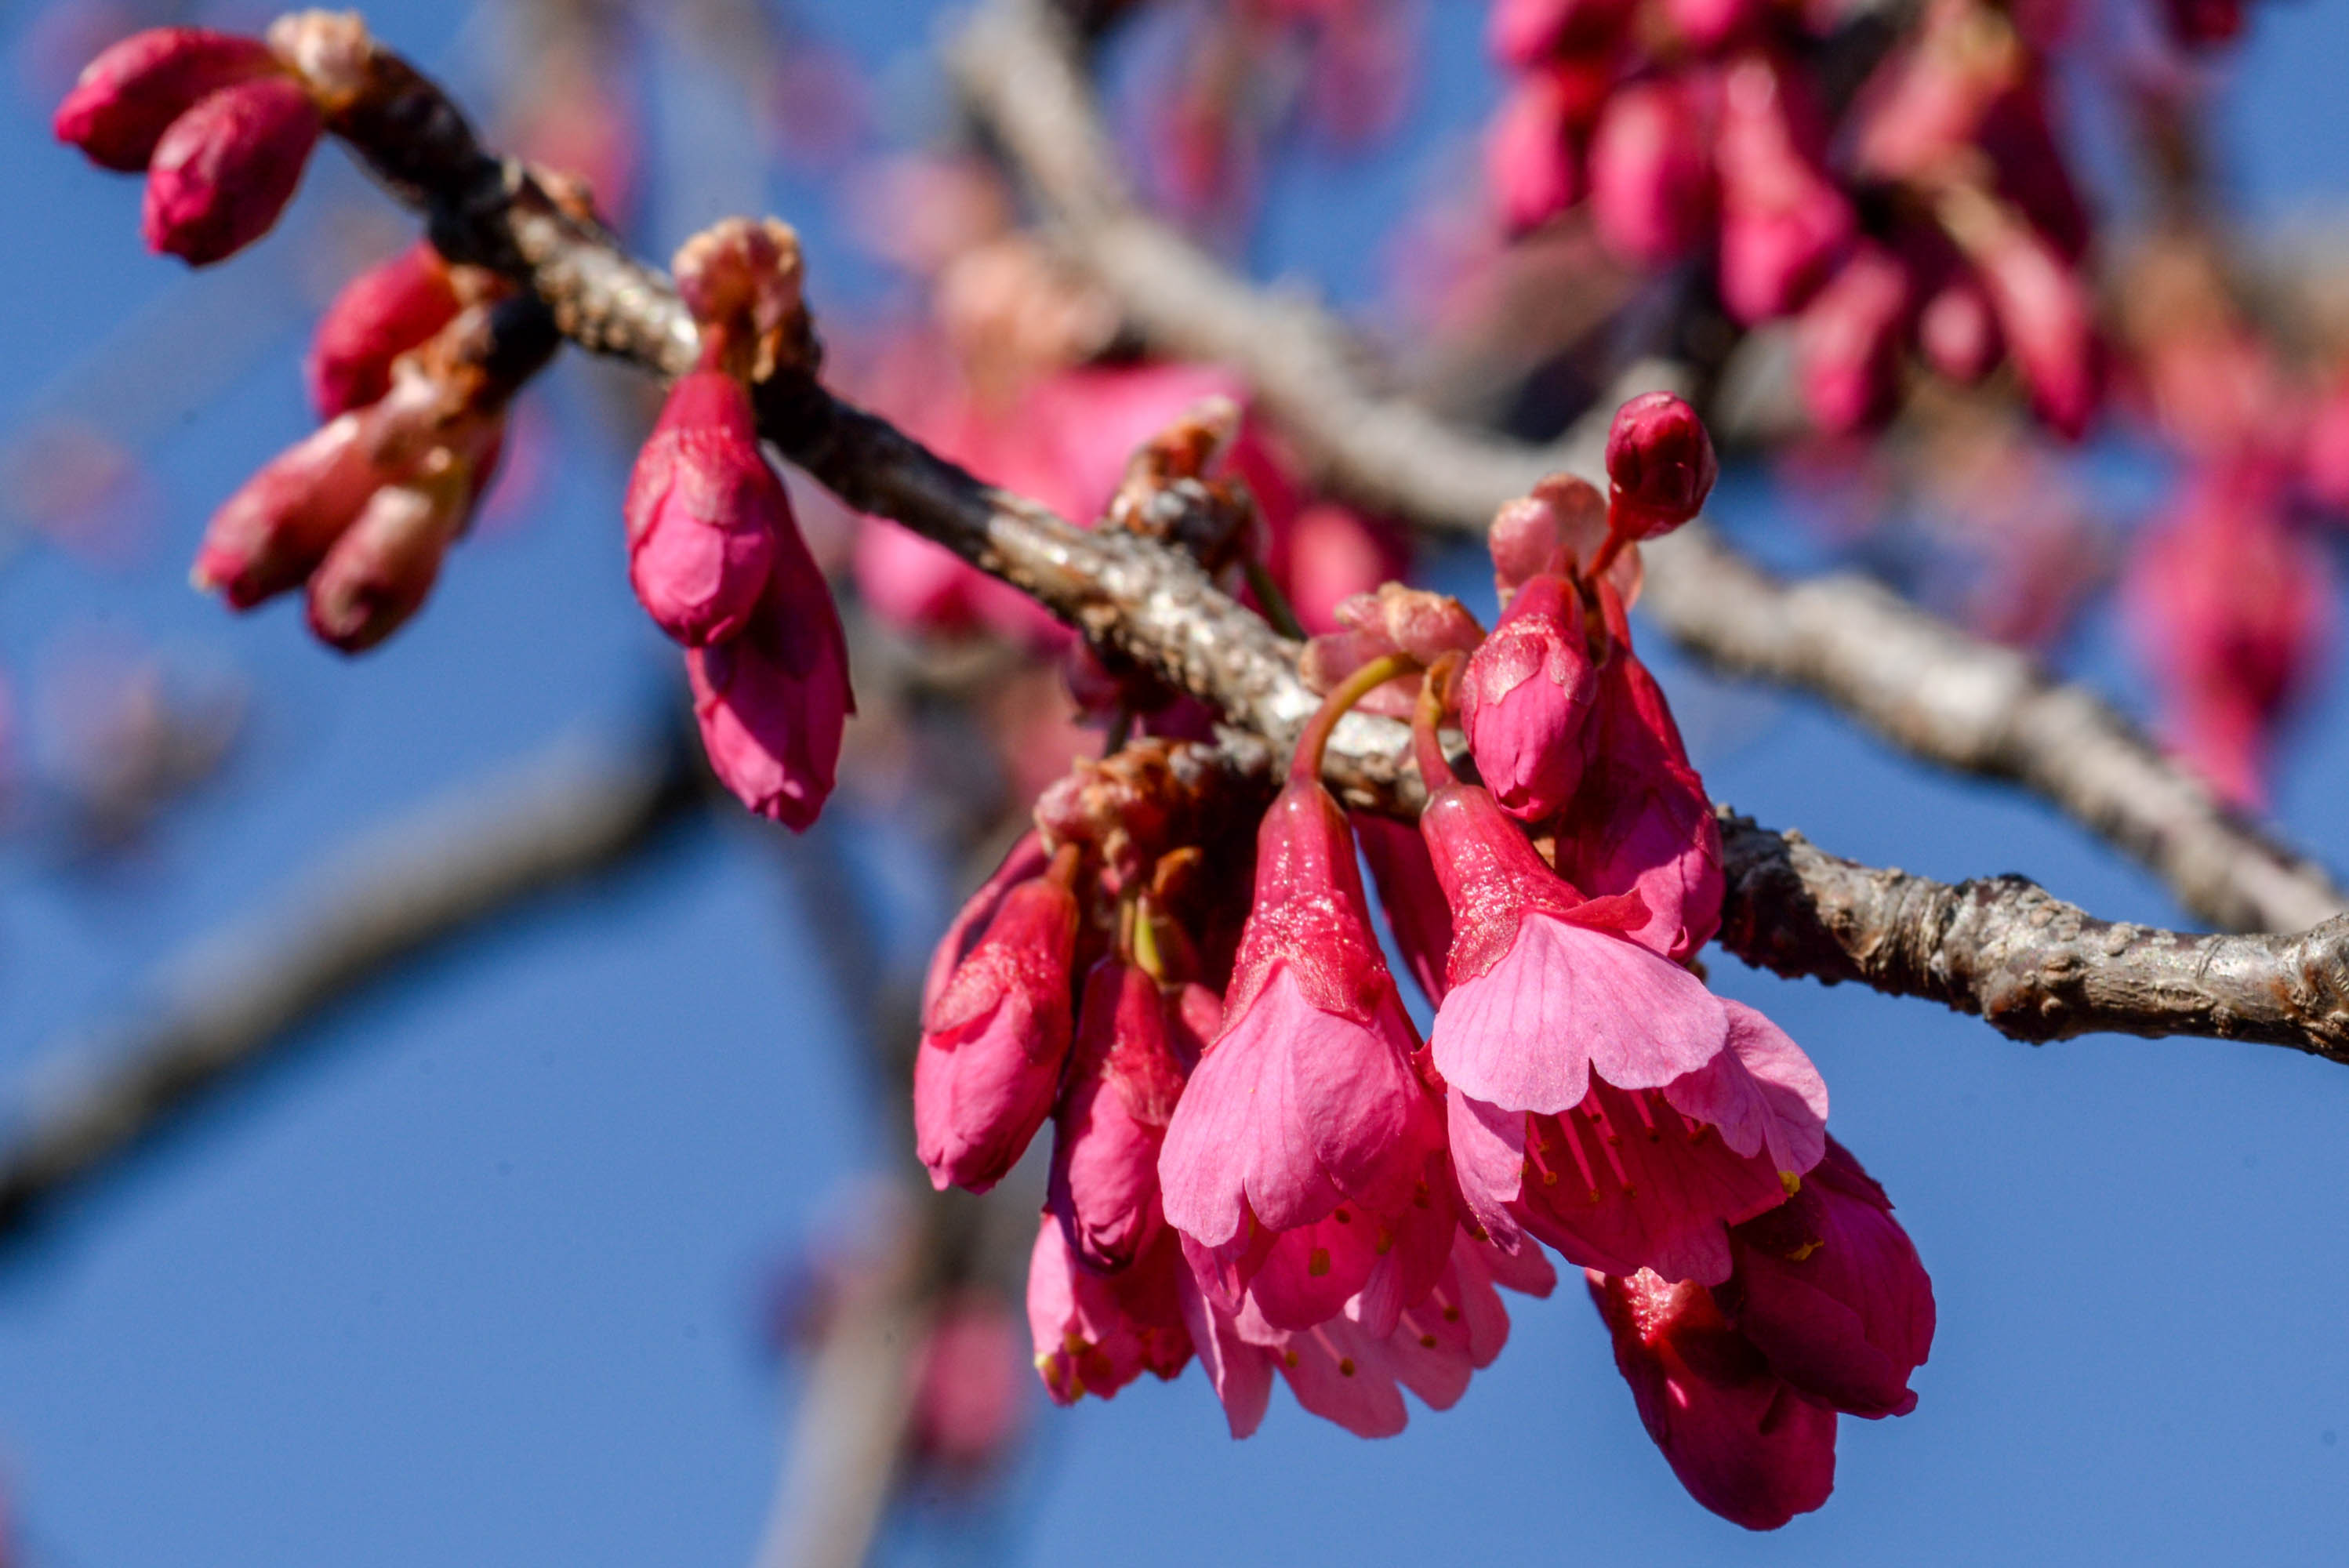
top-left (1714, 57), bottom-right (1853, 325)
top-left (1588, 77), bottom-right (1716, 267)
top-left (913, 854), bottom-right (1080, 1192)
top-left (1588, 1267), bottom-right (1838, 1530)
top-left (1156, 775), bottom-right (1444, 1282)
top-left (1029, 1218), bottom-right (1193, 1406)
top-left (1797, 245), bottom-right (1914, 435)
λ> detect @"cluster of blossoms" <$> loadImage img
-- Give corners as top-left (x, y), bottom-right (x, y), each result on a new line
top-left (59, 22), bottom-right (855, 829)
top-left (918, 394), bottom-right (1934, 1528)
top-left (1485, 0), bottom-right (2097, 437)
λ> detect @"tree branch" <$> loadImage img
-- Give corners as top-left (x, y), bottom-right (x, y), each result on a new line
top-left (946, 0), bottom-right (2345, 938)
top-left (1716, 811), bottom-right (2349, 1063)
top-left (0, 729), bottom-right (702, 1242)
top-left (294, 13), bottom-right (2349, 1065)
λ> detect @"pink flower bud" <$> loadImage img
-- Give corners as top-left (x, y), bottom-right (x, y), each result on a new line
top-left (906, 1290), bottom-right (1028, 1475)
top-left (1048, 960), bottom-right (1190, 1273)
top-left (1715, 59), bottom-right (1852, 324)
top-left (53, 27), bottom-right (281, 172)
top-left (1604, 391), bottom-right (1718, 541)
top-left (1967, 212), bottom-right (2097, 439)
top-left (307, 243), bottom-right (465, 419)
top-left (1587, 1268), bottom-right (1839, 1530)
top-left (1588, 78), bottom-right (1716, 267)
top-left (1490, 474), bottom-right (1607, 604)
top-left (1299, 583), bottom-right (1485, 720)
top-left (1722, 1138), bottom-right (1934, 1420)
top-left (192, 412), bottom-right (380, 608)
top-left (1556, 587), bottom-right (1724, 960)
top-left (684, 519), bottom-right (852, 829)
top-left (624, 370), bottom-right (782, 646)
top-left (1460, 572), bottom-right (1599, 820)
top-left (303, 463), bottom-right (472, 653)
top-left (141, 74), bottom-right (321, 266)
top-left (913, 861), bottom-right (1080, 1193)
top-left (1487, 73), bottom-right (1588, 236)
top-left (1029, 1218), bottom-right (1193, 1406)
top-left (1795, 246), bottom-right (1913, 435)
top-left (925, 833), bottom-right (1053, 1023)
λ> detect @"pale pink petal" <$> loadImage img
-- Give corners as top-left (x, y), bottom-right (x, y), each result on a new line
top-left (1447, 1088), bottom-right (1527, 1250)
top-left (1661, 1000), bottom-right (1828, 1176)
top-left (1176, 1261), bottom-right (1273, 1439)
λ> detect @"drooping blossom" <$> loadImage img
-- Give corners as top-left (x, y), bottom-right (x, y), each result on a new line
top-left (915, 847), bottom-right (1081, 1193)
top-left (1420, 760), bottom-right (1821, 1282)
top-left (1048, 958), bottom-right (1191, 1273)
top-left (1156, 685), bottom-right (1447, 1330)
top-left (1029, 1218), bottom-right (1193, 1406)
top-left (1713, 56), bottom-right (1853, 326)
top-left (1719, 1137), bottom-right (1935, 1420)
top-left (624, 366), bottom-right (782, 647)
top-left (1795, 243), bottom-right (1913, 435)
top-left (1458, 571), bottom-right (1598, 821)
top-left (1180, 1231), bottom-right (1552, 1438)
top-left (924, 832), bottom-right (1052, 1023)
top-left (1588, 1267), bottom-right (1838, 1530)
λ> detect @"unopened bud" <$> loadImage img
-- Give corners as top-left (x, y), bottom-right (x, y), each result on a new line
top-left (303, 456), bottom-right (472, 653)
top-left (308, 242), bottom-right (467, 418)
top-left (624, 370), bottom-right (781, 645)
top-left (141, 75), bottom-right (321, 265)
top-left (192, 412), bottom-right (379, 608)
top-left (53, 27), bottom-right (279, 172)
top-left (1604, 391), bottom-right (1716, 540)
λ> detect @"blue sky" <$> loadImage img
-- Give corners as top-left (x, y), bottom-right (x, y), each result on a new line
top-left (2, 1), bottom-right (2349, 1565)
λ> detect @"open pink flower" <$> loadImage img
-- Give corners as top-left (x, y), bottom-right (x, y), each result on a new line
top-left (1048, 959), bottom-right (1191, 1273)
top-left (1554, 583), bottom-right (1724, 960)
top-left (1459, 572), bottom-right (1599, 821)
top-left (914, 851), bottom-right (1080, 1192)
top-left (1156, 772), bottom-right (1445, 1305)
top-left (1029, 1218), bottom-right (1193, 1406)
top-left (1588, 1267), bottom-right (1838, 1530)
top-left (1178, 1231), bottom-right (1548, 1438)
top-left (1721, 1136), bottom-right (1934, 1419)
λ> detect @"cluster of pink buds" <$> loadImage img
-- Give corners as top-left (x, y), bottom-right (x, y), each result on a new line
top-left (628, 220), bottom-right (851, 829)
top-left (191, 248), bottom-right (523, 653)
top-left (1486, 0), bottom-right (2098, 436)
top-left (55, 13), bottom-right (371, 266)
top-left (922, 397), bottom-right (1934, 1523)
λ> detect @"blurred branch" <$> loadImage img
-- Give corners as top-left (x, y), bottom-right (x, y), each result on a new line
top-left (298, 12), bottom-right (2349, 1073)
top-left (1718, 811), bottom-right (2349, 1063)
top-left (0, 728), bottom-right (703, 1243)
top-left (946, 0), bottom-right (2345, 938)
